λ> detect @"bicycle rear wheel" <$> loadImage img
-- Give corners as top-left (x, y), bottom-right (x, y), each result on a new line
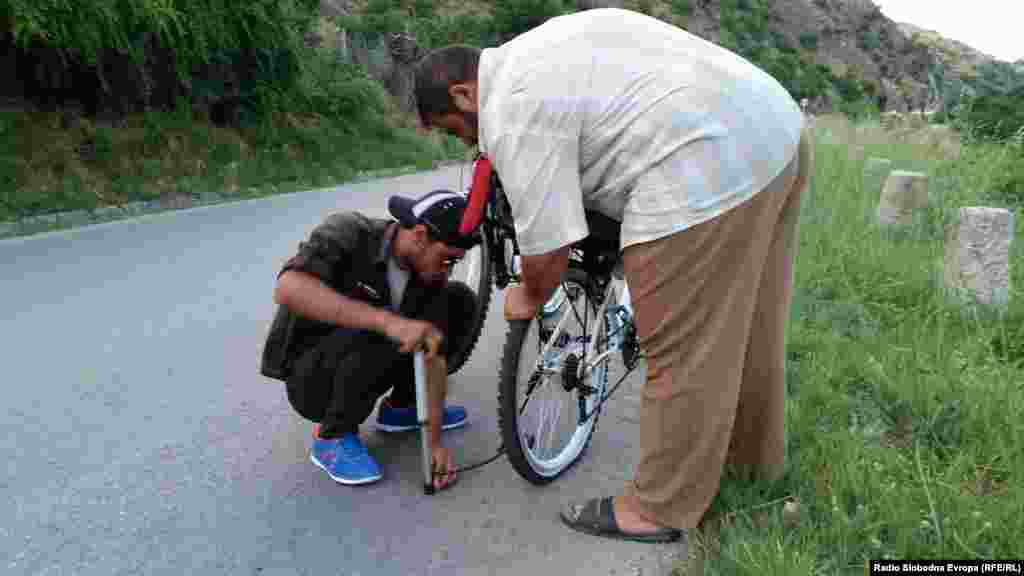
top-left (498, 267), bottom-right (609, 485)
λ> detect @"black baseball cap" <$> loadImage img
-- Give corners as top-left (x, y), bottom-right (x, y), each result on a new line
top-left (388, 190), bottom-right (481, 250)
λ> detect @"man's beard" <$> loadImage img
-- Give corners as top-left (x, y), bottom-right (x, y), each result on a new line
top-left (462, 110), bottom-right (479, 146)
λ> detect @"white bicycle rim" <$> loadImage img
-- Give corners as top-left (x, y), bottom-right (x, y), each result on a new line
top-left (514, 280), bottom-right (607, 477)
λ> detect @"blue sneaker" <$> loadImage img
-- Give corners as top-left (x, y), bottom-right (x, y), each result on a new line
top-left (375, 398), bottom-right (468, 433)
top-left (310, 433), bottom-right (382, 485)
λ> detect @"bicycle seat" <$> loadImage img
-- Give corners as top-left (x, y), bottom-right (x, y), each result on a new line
top-left (583, 209), bottom-right (621, 253)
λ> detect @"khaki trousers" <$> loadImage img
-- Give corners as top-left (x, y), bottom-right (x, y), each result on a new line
top-left (621, 127), bottom-right (813, 530)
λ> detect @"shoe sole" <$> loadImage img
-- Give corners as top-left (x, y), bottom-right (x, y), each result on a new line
top-left (375, 418), bottom-right (468, 433)
top-left (310, 453), bottom-right (382, 486)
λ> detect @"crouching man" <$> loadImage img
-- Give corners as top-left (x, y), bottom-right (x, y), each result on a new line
top-left (261, 190), bottom-right (480, 491)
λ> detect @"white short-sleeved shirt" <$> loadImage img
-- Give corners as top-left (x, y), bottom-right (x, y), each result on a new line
top-left (476, 8), bottom-right (806, 256)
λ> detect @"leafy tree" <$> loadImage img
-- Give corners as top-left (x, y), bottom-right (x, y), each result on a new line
top-left (5, 0), bottom-right (321, 122)
top-left (670, 0), bottom-right (692, 17)
top-left (492, 0), bottom-right (567, 42)
top-left (958, 85), bottom-right (1024, 142)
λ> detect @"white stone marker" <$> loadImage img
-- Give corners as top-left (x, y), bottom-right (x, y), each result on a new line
top-left (878, 170), bottom-right (929, 226)
top-left (944, 207), bottom-right (1015, 308)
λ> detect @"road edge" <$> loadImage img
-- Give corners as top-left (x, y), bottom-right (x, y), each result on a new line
top-left (0, 159), bottom-right (470, 241)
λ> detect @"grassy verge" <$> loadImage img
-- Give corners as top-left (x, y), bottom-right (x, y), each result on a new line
top-left (677, 116), bottom-right (1023, 574)
top-left (0, 82), bottom-right (469, 228)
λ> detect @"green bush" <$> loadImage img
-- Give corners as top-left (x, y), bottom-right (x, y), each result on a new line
top-left (9, 0), bottom-right (318, 79)
top-left (412, 13), bottom-right (496, 50)
top-left (5, 0), bottom-right (320, 121)
top-left (800, 33), bottom-right (819, 50)
top-left (670, 0), bottom-right (693, 17)
top-left (342, 0), bottom-right (406, 38)
top-left (958, 86), bottom-right (1024, 143)
top-left (284, 55), bottom-right (389, 122)
top-left (491, 0), bottom-right (567, 42)
top-left (990, 146), bottom-right (1024, 207)
top-left (858, 29), bottom-right (881, 52)
top-left (337, 0), bottom-right (881, 122)
top-left (409, 0), bottom-right (436, 19)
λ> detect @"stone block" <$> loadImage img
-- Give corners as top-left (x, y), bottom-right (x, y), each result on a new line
top-left (944, 207), bottom-right (1015, 308)
top-left (878, 170), bottom-right (929, 226)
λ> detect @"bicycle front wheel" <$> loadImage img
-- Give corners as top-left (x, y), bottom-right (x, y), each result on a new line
top-left (446, 234), bottom-right (493, 374)
top-left (498, 267), bottom-right (609, 485)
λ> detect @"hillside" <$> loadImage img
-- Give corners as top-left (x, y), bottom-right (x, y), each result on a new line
top-left (898, 21), bottom-right (1024, 106)
top-left (4, 0), bottom-right (1020, 227)
top-left (634, 0), bottom-right (936, 113)
top-left (898, 21), bottom-right (1002, 74)
top-left (323, 0), bottom-right (947, 114)
top-left (322, 0), bottom-right (1022, 117)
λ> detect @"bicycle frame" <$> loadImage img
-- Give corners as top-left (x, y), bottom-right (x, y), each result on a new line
top-left (468, 155), bottom-right (636, 422)
top-left (422, 156), bottom-right (646, 487)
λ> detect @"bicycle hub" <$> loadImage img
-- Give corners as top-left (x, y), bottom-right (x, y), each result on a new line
top-left (562, 354), bottom-right (581, 392)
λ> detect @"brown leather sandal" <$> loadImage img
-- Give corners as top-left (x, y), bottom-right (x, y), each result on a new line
top-left (559, 496), bottom-right (683, 543)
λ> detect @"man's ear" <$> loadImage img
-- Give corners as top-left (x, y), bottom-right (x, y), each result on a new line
top-left (449, 82), bottom-right (478, 114)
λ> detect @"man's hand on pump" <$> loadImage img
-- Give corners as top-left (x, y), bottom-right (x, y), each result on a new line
top-left (385, 316), bottom-right (444, 360)
top-left (412, 325), bottom-right (457, 491)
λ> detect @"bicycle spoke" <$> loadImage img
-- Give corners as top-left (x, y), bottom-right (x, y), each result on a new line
top-left (544, 384), bottom-right (564, 458)
top-left (532, 389), bottom-right (547, 458)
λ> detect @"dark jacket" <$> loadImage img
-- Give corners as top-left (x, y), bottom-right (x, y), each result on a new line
top-left (260, 211), bottom-right (436, 381)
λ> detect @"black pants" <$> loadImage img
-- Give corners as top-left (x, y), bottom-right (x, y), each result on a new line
top-left (285, 282), bottom-right (477, 439)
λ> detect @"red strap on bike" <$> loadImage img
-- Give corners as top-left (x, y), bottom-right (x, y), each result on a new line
top-left (459, 156), bottom-right (492, 236)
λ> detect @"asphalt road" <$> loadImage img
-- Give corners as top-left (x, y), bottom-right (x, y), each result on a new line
top-left (1, 165), bottom-right (689, 575)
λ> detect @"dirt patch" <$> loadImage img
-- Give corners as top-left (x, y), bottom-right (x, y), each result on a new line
top-left (962, 464), bottom-right (1010, 498)
top-left (881, 412), bottom-right (914, 450)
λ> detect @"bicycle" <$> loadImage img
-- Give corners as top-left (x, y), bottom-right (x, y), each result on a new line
top-left (441, 154), bottom-right (644, 486)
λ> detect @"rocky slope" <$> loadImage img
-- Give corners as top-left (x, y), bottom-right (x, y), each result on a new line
top-left (899, 21), bottom-right (1006, 72)
top-left (899, 21), bottom-right (1024, 97)
top-left (662, 0), bottom-right (936, 112)
top-left (321, 0), bottom-right (1020, 115)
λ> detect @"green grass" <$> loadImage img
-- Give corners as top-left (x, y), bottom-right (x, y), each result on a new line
top-left (0, 83), bottom-right (469, 225)
top-left (676, 116), bottom-right (1023, 575)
